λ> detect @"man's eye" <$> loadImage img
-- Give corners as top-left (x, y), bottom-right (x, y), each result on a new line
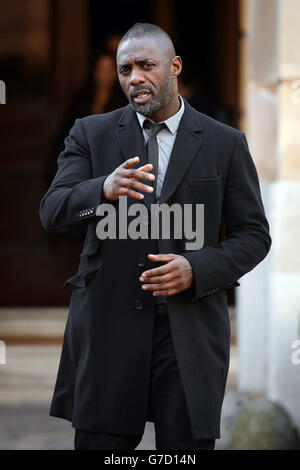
top-left (144, 63), bottom-right (153, 68)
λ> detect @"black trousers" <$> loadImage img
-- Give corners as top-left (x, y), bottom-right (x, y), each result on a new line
top-left (74, 312), bottom-right (215, 450)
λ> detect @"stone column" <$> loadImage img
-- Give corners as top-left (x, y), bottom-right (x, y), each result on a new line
top-left (237, 0), bottom-right (300, 430)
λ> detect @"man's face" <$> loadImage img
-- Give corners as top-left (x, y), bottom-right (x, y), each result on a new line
top-left (116, 37), bottom-right (174, 117)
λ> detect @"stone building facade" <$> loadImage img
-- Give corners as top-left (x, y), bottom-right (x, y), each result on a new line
top-left (237, 0), bottom-right (300, 431)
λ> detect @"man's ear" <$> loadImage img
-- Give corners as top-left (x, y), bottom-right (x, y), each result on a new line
top-left (171, 56), bottom-right (182, 78)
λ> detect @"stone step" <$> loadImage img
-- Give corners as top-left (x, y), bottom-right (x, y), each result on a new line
top-left (0, 308), bottom-right (68, 344)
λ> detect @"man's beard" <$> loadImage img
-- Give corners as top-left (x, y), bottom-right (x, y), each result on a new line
top-left (129, 72), bottom-right (174, 117)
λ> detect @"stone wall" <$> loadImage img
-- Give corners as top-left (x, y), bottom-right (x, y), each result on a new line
top-left (237, 0), bottom-right (300, 431)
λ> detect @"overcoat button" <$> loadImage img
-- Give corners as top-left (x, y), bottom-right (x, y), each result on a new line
top-left (137, 257), bottom-right (146, 267)
top-left (135, 300), bottom-right (143, 310)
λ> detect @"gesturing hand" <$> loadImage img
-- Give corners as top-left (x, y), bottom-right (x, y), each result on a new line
top-left (139, 254), bottom-right (194, 297)
top-left (102, 156), bottom-right (155, 201)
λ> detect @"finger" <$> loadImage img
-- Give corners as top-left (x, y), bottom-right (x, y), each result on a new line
top-left (124, 168), bottom-right (155, 182)
top-left (119, 177), bottom-right (154, 194)
top-left (142, 281), bottom-right (175, 291)
top-left (142, 283), bottom-right (164, 291)
top-left (137, 163), bottom-right (155, 172)
top-left (148, 253), bottom-right (175, 262)
top-left (139, 273), bottom-right (175, 284)
top-left (140, 257), bottom-right (175, 278)
top-left (117, 186), bottom-right (145, 200)
top-left (140, 264), bottom-right (173, 279)
top-left (123, 156), bottom-right (140, 169)
top-left (153, 288), bottom-right (177, 297)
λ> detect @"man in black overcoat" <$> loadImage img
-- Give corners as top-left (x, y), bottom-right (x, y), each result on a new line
top-left (40, 23), bottom-right (271, 450)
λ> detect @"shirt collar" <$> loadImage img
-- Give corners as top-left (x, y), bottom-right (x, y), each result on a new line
top-left (136, 94), bottom-right (185, 135)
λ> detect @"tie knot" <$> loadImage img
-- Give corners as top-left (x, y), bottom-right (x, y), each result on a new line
top-left (143, 119), bottom-right (166, 137)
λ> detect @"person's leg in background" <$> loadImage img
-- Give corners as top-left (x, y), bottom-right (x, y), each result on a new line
top-left (74, 429), bottom-right (143, 450)
top-left (148, 313), bottom-right (215, 451)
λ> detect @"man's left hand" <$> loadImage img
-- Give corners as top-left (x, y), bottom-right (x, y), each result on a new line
top-left (139, 254), bottom-right (194, 297)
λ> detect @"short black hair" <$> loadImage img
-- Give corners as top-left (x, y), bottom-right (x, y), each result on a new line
top-left (118, 23), bottom-right (176, 60)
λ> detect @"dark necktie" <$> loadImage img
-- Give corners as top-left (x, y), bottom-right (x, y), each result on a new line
top-left (143, 119), bottom-right (167, 306)
top-left (143, 120), bottom-right (166, 202)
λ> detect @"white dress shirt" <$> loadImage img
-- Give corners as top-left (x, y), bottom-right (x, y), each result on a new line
top-left (136, 94), bottom-right (185, 202)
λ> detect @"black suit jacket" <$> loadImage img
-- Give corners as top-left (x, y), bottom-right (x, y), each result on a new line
top-left (40, 99), bottom-right (271, 439)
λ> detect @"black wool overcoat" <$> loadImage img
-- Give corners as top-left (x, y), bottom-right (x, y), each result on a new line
top-left (40, 99), bottom-right (271, 439)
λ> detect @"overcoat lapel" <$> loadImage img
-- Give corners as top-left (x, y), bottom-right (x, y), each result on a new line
top-left (114, 103), bottom-right (148, 168)
top-left (114, 104), bottom-right (151, 210)
top-left (159, 100), bottom-right (204, 205)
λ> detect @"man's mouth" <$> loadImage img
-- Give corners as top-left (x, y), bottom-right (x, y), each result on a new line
top-left (132, 89), bottom-right (152, 104)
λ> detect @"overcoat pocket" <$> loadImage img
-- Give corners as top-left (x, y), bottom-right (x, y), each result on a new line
top-left (187, 175), bottom-right (222, 187)
top-left (64, 239), bottom-right (102, 288)
top-left (63, 270), bottom-right (98, 288)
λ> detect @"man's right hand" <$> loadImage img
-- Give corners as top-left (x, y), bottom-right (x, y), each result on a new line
top-left (102, 156), bottom-right (155, 201)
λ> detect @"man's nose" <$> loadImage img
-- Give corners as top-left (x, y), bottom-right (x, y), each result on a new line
top-left (129, 68), bottom-right (145, 86)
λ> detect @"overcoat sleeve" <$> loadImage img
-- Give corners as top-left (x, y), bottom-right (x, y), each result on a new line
top-left (40, 118), bottom-right (111, 233)
top-left (182, 132), bottom-right (272, 303)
